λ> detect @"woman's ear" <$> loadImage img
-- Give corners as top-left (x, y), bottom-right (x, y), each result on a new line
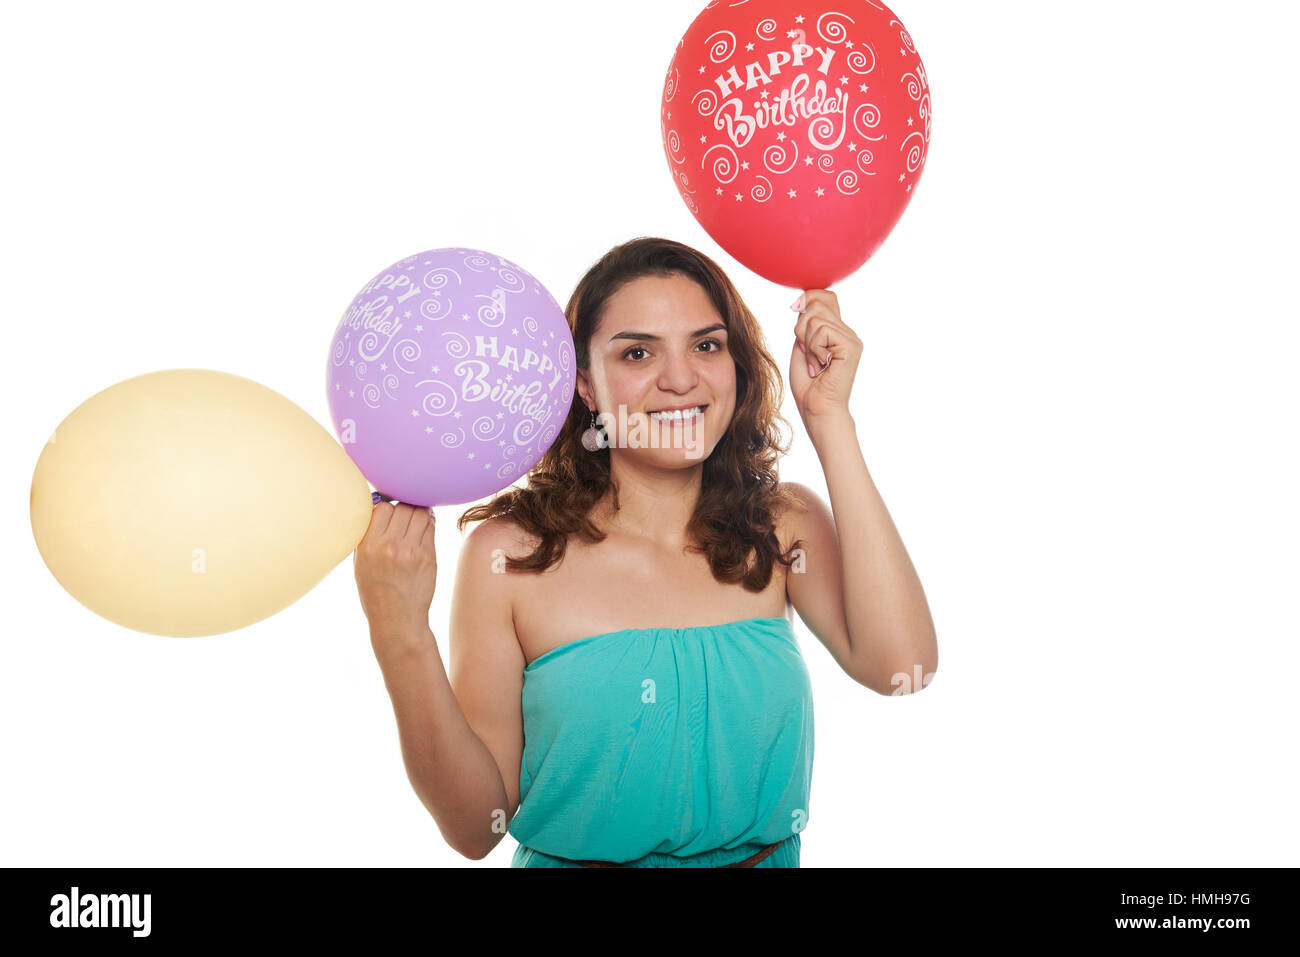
top-left (575, 368), bottom-right (593, 412)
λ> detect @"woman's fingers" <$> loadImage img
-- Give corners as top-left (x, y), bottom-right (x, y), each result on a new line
top-left (365, 499), bottom-right (433, 544)
top-left (388, 502), bottom-right (426, 541)
top-left (366, 500), bottom-right (396, 540)
top-left (793, 290), bottom-right (840, 363)
top-left (802, 318), bottom-right (834, 368)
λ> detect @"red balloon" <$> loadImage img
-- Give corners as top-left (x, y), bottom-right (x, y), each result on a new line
top-left (660, 0), bottom-right (932, 289)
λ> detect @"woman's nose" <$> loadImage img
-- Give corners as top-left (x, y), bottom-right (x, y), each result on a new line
top-left (658, 349), bottom-right (699, 391)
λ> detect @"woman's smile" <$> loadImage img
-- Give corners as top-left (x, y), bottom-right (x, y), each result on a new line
top-left (648, 404), bottom-right (707, 424)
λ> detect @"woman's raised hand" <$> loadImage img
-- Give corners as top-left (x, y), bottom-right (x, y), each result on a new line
top-left (353, 499), bottom-right (438, 633)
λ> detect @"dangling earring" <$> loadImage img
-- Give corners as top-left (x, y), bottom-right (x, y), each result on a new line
top-left (580, 409), bottom-right (608, 451)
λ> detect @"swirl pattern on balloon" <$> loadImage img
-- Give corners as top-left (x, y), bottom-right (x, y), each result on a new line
top-left (816, 10), bottom-right (854, 44)
top-left (903, 66), bottom-right (925, 102)
top-left (890, 17), bottom-right (916, 55)
top-left (853, 102), bottom-right (885, 141)
top-left (476, 291), bottom-right (507, 328)
top-left (423, 267), bottom-right (462, 293)
top-left (703, 143), bottom-right (741, 184)
top-left (473, 415), bottom-right (505, 442)
top-left (692, 88), bottom-right (718, 117)
top-left (415, 379), bottom-right (457, 417)
top-left (392, 339), bottom-right (421, 374)
top-left (846, 47), bottom-right (875, 75)
top-left (420, 295), bottom-right (452, 322)
top-left (763, 141), bottom-right (799, 174)
top-left (706, 29), bottom-right (735, 62)
top-left (901, 131), bottom-right (925, 173)
top-left (442, 331), bottom-right (471, 359)
top-left (808, 115), bottom-right (845, 152)
top-left (359, 326), bottom-right (399, 362)
top-left (495, 267), bottom-right (526, 294)
top-left (668, 129), bottom-right (686, 164)
top-left (512, 419), bottom-right (539, 444)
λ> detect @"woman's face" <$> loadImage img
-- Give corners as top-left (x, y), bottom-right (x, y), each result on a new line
top-left (577, 273), bottom-right (737, 465)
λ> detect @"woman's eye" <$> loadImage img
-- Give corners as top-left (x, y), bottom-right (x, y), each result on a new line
top-left (623, 340), bottom-right (722, 361)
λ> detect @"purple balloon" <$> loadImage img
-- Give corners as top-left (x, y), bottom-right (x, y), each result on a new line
top-left (326, 248), bottom-right (576, 507)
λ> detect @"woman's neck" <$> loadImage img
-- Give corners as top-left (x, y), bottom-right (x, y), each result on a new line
top-left (593, 455), bottom-right (704, 549)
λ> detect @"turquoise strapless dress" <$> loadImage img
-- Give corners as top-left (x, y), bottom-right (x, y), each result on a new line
top-left (509, 616), bottom-right (813, 867)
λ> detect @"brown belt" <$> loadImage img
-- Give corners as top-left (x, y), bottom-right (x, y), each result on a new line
top-left (572, 841), bottom-right (784, 868)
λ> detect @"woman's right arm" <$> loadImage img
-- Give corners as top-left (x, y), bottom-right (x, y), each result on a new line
top-left (355, 503), bottom-right (524, 861)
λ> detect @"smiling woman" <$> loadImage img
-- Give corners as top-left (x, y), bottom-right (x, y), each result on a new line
top-left (449, 237), bottom-right (814, 867)
top-left (354, 236), bottom-right (936, 869)
top-left (458, 236), bottom-right (805, 589)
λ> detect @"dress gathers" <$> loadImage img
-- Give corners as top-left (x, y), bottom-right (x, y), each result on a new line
top-left (508, 616), bottom-right (814, 868)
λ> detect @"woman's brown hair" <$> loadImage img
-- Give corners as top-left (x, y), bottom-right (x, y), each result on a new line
top-left (456, 237), bottom-right (802, 591)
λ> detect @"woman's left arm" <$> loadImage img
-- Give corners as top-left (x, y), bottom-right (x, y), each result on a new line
top-left (784, 289), bottom-right (938, 695)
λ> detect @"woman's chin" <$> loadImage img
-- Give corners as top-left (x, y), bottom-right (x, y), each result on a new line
top-left (609, 432), bottom-right (713, 464)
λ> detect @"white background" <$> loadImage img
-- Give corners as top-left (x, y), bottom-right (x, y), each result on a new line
top-left (3, 0), bottom-right (1297, 867)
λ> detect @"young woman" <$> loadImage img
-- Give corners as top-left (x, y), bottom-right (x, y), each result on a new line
top-left (353, 237), bottom-right (938, 867)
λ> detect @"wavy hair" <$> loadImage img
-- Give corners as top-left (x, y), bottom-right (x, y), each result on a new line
top-left (457, 237), bottom-right (802, 591)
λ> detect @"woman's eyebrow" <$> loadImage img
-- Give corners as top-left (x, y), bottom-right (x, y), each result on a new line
top-left (609, 323), bottom-right (726, 343)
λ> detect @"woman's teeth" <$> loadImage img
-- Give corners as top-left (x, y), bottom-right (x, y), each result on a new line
top-left (649, 406), bottom-right (704, 422)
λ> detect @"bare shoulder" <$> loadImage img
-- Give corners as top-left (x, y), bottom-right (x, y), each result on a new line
top-left (459, 514), bottom-right (542, 565)
top-left (776, 480), bottom-right (822, 512)
top-left (774, 480), bottom-right (821, 530)
top-left (452, 515), bottom-right (542, 632)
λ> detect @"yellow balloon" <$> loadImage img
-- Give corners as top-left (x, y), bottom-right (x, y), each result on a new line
top-left (30, 369), bottom-right (374, 637)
